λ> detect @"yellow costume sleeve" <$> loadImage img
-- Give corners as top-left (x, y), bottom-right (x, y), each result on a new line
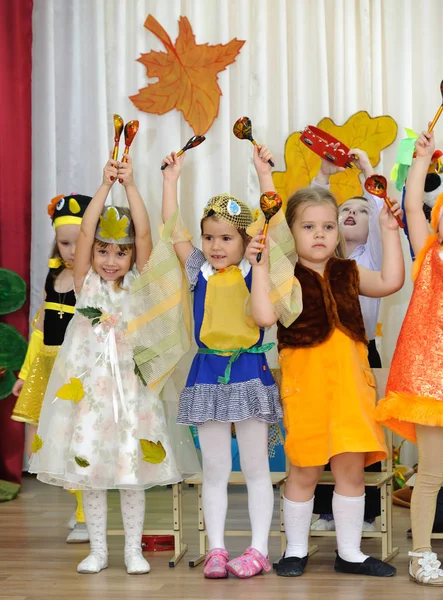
top-left (126, 210), bottom-right (192, 392)
top-left (18, 312), bottom-right (44, 381)
top-left (247, 210), bottom-right (302, 327)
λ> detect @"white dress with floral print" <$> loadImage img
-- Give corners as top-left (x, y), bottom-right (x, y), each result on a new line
top-left (29, 268), bottom-right (197, 490)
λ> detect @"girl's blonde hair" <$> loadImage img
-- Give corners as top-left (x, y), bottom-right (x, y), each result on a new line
top-left (93, 207), bottom-right (136, 289)
top-left (285, 187), bottom-right (346, 259)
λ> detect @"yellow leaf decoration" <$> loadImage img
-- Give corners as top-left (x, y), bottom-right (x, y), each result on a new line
top-left (31, 434), bottom-right (43, 454)
top-left (75, 456), bottom-right (90, 468)
top-left (273, 111), bottom-right (398, 206)
top-left (140, 439), bottom-right (166, 464)
top-left (56, 378), bottom-right (84, 403)
top-left (98, 207), bottom-right (129, 241)
top-left (375, 322), bottom-right (383, 337)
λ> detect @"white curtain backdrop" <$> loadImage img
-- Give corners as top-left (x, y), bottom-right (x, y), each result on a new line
top-left (32, 0), bottom-right (443, 463)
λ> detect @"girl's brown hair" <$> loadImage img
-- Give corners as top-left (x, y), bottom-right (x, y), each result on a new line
top-left (93, 207), bottom-right (136, 289)
top-left (286, 187), bottom-right (346, 258)
top-left (200, 213), bottom-right (251, 249)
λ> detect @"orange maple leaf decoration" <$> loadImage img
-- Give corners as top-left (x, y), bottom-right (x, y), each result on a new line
top-left (273, 111), bottom-right (398, 207)
top-left (130, 15), bottom-right (245, 135)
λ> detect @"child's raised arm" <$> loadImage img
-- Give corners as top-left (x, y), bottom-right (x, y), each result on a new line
top-left (253, 145), bottom-right (276, 194)
top-left (118, 156), bottom-right (152, 272)
top-left (358, 204), bottom-right (405, 298)
top-left (74, 159), bottom-right (117, 293)
top-left (246, 234), bottom-right (277, 327)
top-left (161, 152), bottom-right (194, 265)
top-left (405, 130), bottom-right (435, 257)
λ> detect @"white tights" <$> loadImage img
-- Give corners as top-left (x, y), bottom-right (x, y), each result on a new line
top-left (82, 489), bottom-right (146, 557)
top-left (198, 419), bottom-right (274, 557)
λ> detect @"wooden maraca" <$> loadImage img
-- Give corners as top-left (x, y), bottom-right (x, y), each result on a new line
top-left (160, 135), bottom-right (206, 170)
top-left (428, 80), bottom-right (443, 133)
top-left (364, 175), bottom-right (404, 229)
top-left (112, 114), bottom-right (124, 161)
top-left (233, 117), bottom-right (275, 167)
top-left (256, 191), bottom-right (283, 262)
top-left (118, 120), bottom-right (139, 182)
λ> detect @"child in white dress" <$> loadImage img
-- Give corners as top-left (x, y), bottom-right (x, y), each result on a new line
top-left (30, 157), bottom-right (194, 574)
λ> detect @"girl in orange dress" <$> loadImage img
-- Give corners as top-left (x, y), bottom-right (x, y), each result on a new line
top-left (275, 186), bottom-right (404, 578)
top-left (376, 130), bottom-right (443, 586)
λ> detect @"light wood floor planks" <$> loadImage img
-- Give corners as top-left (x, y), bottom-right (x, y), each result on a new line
top-left (0, 475), bottom-right (437, 599)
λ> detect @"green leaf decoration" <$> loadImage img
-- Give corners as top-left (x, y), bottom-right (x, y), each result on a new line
top-left (0, 269), bottom-right (27, 315)
top-left (75, 456), bottom-right (90, 468)
top-left (0, 323), bottom-right (28, 371)
top-left (140, 439), bottom-right (166, 464)
top-left (78, 306), bottom-right (103, 323)
top-left (134, 362), bottom-right (147, 387)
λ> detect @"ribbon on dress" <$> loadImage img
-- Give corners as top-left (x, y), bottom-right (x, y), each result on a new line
top-left (197, 342), bottom-right (275, 384)
top-left (105, 325), bottom-right (129, 423)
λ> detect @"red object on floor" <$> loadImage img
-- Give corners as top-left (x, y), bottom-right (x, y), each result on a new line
top-left (141, 535), bottom-right (175, 552)
top-left (0, 0), bottom-right (33, 487)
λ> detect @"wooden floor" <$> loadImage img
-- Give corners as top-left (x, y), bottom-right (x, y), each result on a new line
top-left (0, 475), bottom-right (439, 599)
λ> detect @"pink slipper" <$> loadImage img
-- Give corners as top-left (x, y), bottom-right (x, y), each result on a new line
top-left (203, 548), bottom-right (229, 579)
top-left (226, 546), bottom-right (271, 578)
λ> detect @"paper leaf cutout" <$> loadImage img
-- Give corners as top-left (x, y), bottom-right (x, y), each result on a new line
top-left (273, 111), bottom-right (398, 206)
top-left (140, 439), bottom-right (166, 464)
top-left (375, 322), bottom-right (383, 337)
top-left (130, 15), bottom-right (245, 135)
top-left (75, 456), bottom-right (90, 468)
top-left (98, 208), bottom-right (129, 241)
top-left (32, 434), bottom-right (43, 454)
top-left (56, 378), bottom-right (84, 403)
top-left (78, 306), bottom-right (103, 327)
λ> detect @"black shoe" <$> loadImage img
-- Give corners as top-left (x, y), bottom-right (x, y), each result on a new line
top-left (275, 553), bottom-right (308, 577)
top-left (407, 528), bottom-right (412, 539)
top-left (334, 551), bottom-right (396, 577)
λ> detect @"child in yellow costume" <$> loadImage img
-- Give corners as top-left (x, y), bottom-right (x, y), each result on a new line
top-left (12, 193), bottom-right (92, 543)
top-left (275, 186), bottom-right (404, 578)
top-left (160, 145), bottom-right (301, 579)
top-left (376, 129), bottom-right (443, 586)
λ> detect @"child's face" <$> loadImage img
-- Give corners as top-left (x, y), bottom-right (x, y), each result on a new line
top-left (92, 242), bottom-right (133, 281)
top-left (339, 199), bottom-right (370, 245)
top-left (56, 224), bottom-right (80, 267)
top-left (292, 203), bottom-right (339, 267)
top-left (201, 217), bottom-right (245, 270)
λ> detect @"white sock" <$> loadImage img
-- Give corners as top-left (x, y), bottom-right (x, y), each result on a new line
top-left (236, 419), bottom-right (274, 557)
top-left (120, 489), bottom-right (145, 555)
top-left (332, 491), bottom-right (369, 563)
top-left (283, 495), bottom-right (313, 558)
top-left (198, 422), bottom-right (232, 550)
top-left (82, 490), bottom-right (108, 558)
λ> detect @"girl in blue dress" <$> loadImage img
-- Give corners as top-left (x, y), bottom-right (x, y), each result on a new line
top-left (161, 146), bottom-right (301, 579)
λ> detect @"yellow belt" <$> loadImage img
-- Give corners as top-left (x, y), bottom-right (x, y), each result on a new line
top-left (44, 302), bottom-right (75, 314)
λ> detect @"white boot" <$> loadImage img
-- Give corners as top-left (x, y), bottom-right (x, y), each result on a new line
top-left (120, 490), bottom-right (150, 574)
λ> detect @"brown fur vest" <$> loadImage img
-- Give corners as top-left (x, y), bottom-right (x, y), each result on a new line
top-left (277, 257), bottom-right (367, 349)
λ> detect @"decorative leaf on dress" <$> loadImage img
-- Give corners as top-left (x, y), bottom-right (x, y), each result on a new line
top-left (56, 378), bottom-right (85, 403)
top-left (31, 434), bottom-right (43, 454)
top-left (134, 362), bottom-right (147, 387)
top-left (75, 456), bottom-right (90, 468)
top-left (130, 15), bottom-right (245, 135)
top-left (273, 111), bottom-right (398, 206)
top-left (140, 439), bottom-right (166, 464)
top-left (77, 306), bottom-right (103, 327)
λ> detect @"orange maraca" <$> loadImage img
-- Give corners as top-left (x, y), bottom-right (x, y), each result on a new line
top-left (364, 175), bottom-right (404, 229)
top-left (256, 191), bottom-right (283, 262)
